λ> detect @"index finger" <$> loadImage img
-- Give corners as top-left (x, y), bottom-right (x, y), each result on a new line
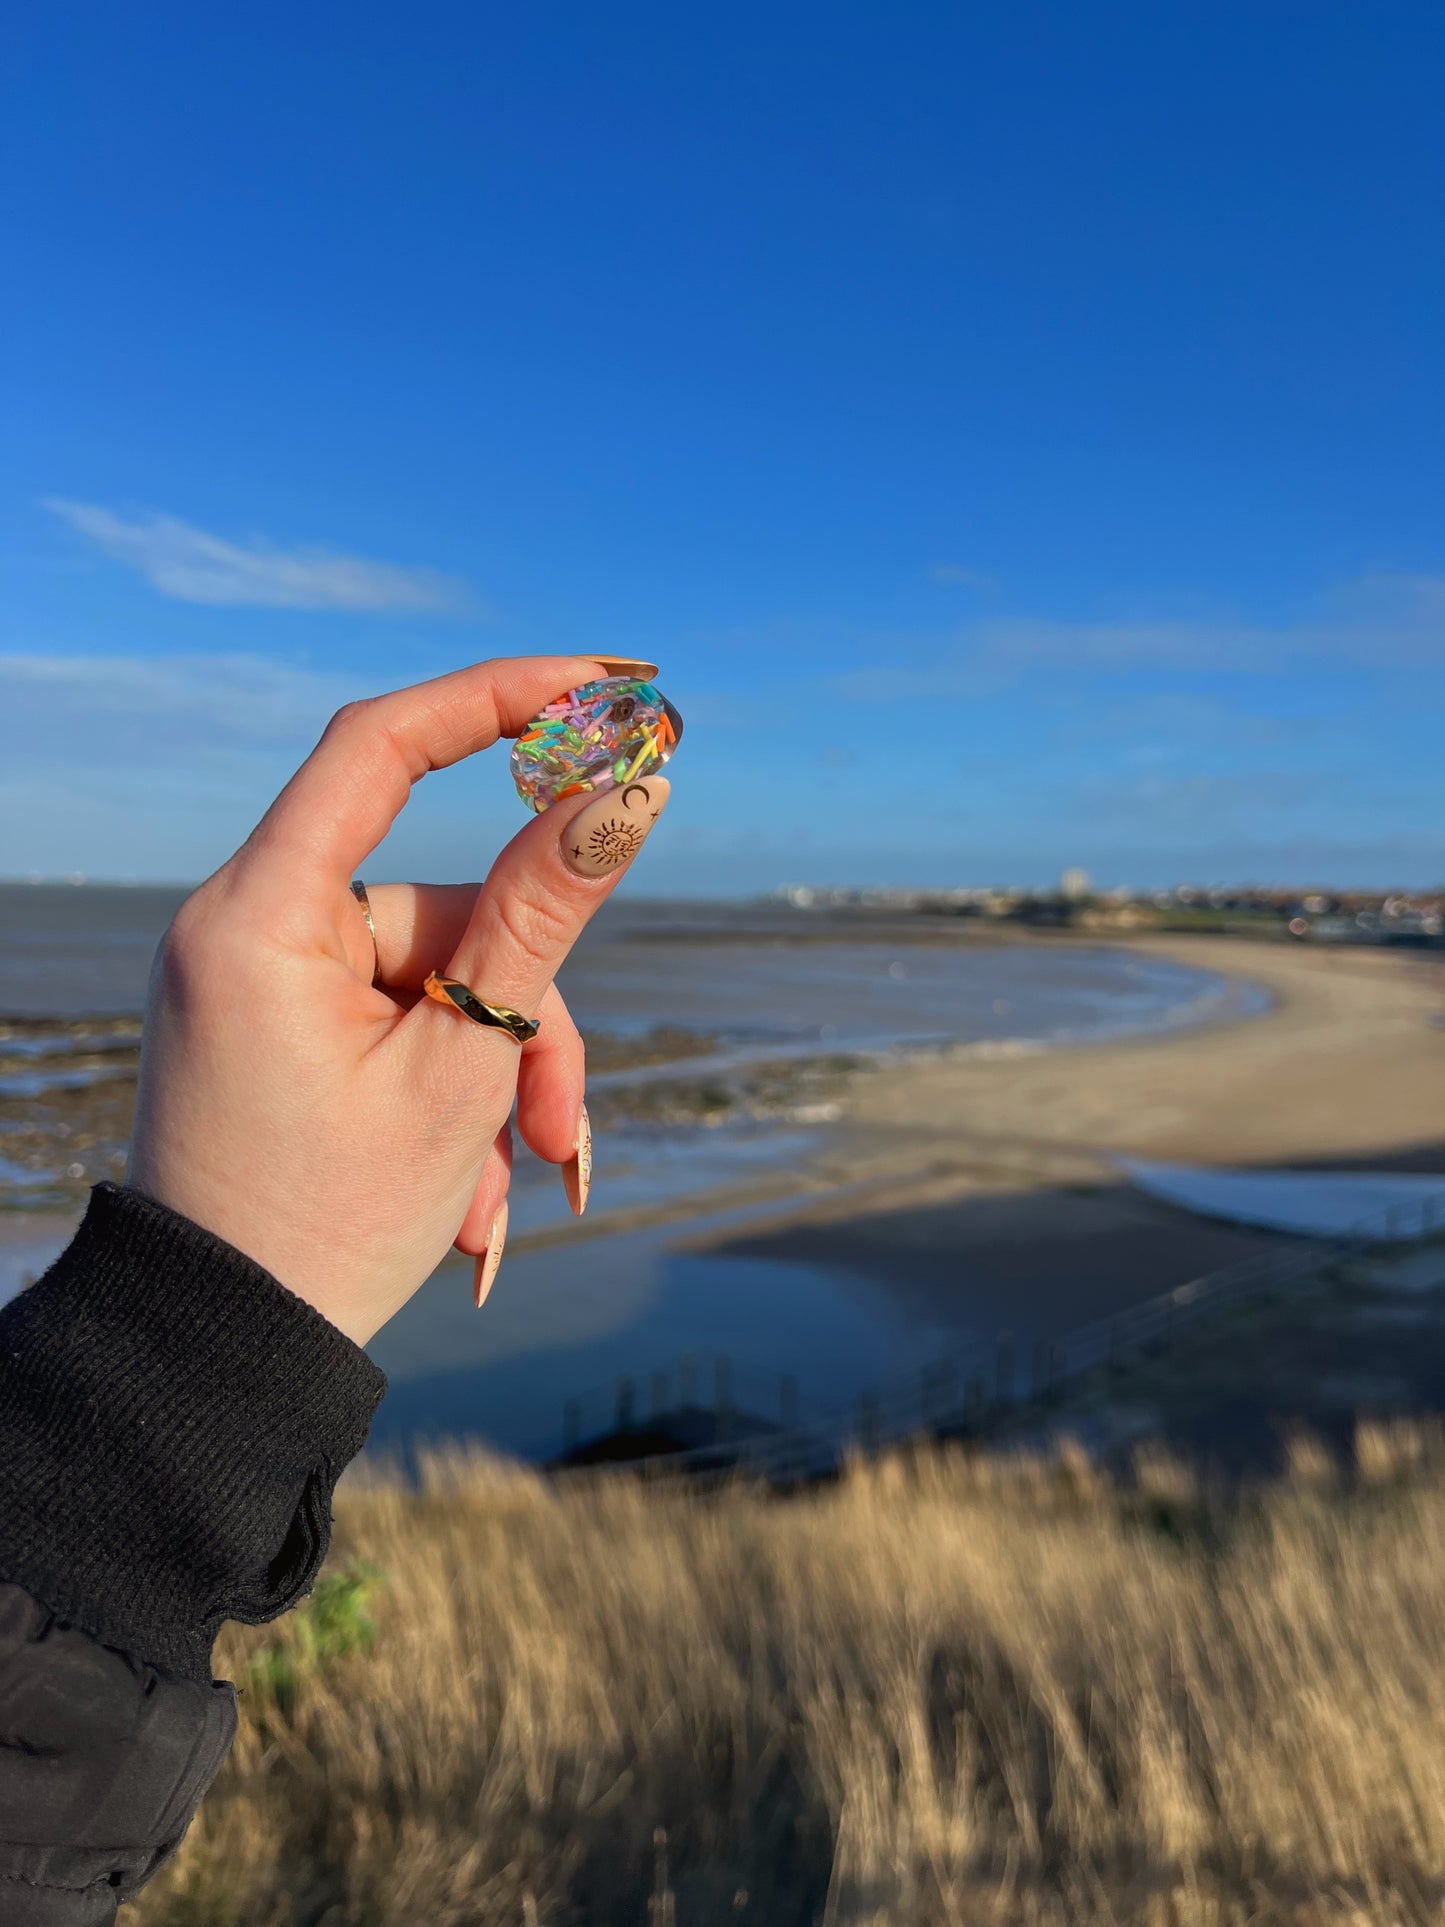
top-left (240, 655), bottom-right (607, 892)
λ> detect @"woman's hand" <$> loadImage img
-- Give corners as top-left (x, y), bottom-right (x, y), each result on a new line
top-left (125, 655), bottom-right (670, 1347)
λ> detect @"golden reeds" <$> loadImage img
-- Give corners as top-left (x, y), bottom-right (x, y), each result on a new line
top-left (129, 1428), bottom-right (1445, 1926)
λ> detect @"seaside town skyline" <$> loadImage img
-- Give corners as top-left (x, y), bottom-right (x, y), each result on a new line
top-left (5, 871), bottom-right (1442, 944)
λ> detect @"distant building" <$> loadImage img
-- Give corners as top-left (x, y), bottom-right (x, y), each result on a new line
top-left (1059, 867), bottom-right (1091, 901)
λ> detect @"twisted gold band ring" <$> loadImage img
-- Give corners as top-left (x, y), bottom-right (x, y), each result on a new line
top-left (422, 971), bottom-right (541, 1045)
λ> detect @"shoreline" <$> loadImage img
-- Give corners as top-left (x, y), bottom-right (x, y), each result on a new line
top-left (680, 937), bottom-right (1445, 1348)
top-left (4, 939), bottom-right (1442, 1323)
top-left (550, 936), bottom-right (1445, 1256)
top-left (0, 937), bottom-right (1261, 1211)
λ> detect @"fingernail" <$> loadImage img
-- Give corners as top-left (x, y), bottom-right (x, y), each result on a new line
top-left (473, 1201), bottom-right (508, 1308)
top-left (563, 1105), bottom-right (592, 1216)
top-left (563, 776), bottom-right (670, 878)
top-left (590, 654), bottom-right (660, 679)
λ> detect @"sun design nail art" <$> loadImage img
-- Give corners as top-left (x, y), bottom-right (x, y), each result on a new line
top-left (564, 774), bottom-right (669, 877)
top-left (586, 817), bottom-right (645, 868)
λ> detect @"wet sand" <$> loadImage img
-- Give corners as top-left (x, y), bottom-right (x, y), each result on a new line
top-left (692, 938), bottom-right (1445, 1326)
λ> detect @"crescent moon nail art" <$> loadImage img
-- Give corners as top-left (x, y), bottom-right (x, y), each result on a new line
top-left (563, 776), bottom-right (671, 878)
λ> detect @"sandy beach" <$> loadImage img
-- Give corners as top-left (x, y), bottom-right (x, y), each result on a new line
top-left (849, 936), bottom-right (1445, 1171)
top-left (508, 935), bottom-right (1445, 1244)
top-left (681, 937), bottom-right (1445, 1345)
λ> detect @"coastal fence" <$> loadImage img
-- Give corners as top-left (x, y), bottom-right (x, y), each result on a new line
top-left (558, 1355), bottom-right (811, 1459)
top-left (560, 1187), bottom-right (1445, 1488)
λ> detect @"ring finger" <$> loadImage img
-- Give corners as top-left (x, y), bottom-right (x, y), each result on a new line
top-left (400, 775), bottom-right (669, 1112)
top-left (361, 882), bottom-right (587, 1169)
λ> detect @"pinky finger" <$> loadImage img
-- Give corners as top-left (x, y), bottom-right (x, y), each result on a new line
top-left (474, 1200), bottom-right (509, 1309)
top-left (454, 1126), bottom-right (513, 1306)
top-left (515, 984), bottom-right (586, 1167)
top-left (516, 984), bottom-right (591, 1218)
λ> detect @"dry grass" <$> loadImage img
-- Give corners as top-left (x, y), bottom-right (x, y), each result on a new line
top-left (128, 1427), bottom-right (1445, 1927)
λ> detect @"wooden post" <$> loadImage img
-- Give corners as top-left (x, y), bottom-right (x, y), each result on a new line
top-left (648, 1826), bottom-right (676, 1927)
top-left (780, 1373), bottom-right (799, 1429)
top-left (1031, 1340), bottom-right (1048, 1399)
top-left (995, 1330), bottom-right (1014, 1404)
top-left (937, 1357), bottom-right (958, 1420)
top-left (715, 1356), bottom-right (733, 1444)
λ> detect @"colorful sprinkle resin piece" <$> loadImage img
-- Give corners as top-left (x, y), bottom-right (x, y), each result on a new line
top-left (511, 675), bottom-right (684, 813)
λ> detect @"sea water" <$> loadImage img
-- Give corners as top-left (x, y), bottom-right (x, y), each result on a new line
top-left (0, 884), bottom-right (1270, 1454)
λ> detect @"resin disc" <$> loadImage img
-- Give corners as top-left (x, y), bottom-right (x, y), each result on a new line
top-left (511, 675), bottom-right (683, 813)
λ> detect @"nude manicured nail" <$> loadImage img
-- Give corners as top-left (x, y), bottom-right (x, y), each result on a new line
top-left (563, 1105), bottom-right (592, 1216)
top-left (563, 776), bottom-right (670, 878)
top-left (473, 1201), bottom-right (508, 1309)
top-left (590, 654), bottom-right (661, 679)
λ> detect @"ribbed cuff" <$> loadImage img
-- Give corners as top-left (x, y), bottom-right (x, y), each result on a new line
top-left (0, 1184), bottom-right (387, 1682)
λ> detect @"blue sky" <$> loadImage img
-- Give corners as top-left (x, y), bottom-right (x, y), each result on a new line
top-left (2, 2), bottom-right (1441, 892)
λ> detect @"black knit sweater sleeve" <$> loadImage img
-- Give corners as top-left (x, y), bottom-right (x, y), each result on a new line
top-left (0, 1183), bottom-right (387, 1922)
top-left (0, 1182), bottom-right (387, 1679)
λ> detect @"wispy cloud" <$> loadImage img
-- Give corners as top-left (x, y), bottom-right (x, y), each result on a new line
top-left (0, 651), bottom-right (358, 759)
top-left (0, 651), bottom-right (529, 883)
top-left (929, 562), bottom-right (1001, 593)
top-left (43, 498), bottom-right (474, 614)
top-left (0, 652), bottom-right (367, 880)
top-left (833, 572), bottom-right (1445, 698)
top-left (983, 574), bottom-right (1445, 672)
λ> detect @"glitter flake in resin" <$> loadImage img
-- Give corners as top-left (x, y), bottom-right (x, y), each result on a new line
top-left (511, 675), bottom-right (683, 813)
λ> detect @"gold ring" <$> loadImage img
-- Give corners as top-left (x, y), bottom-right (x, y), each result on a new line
top-left (423, 971), bottom-right (540, 1044)
top-left (350, 879), bottom-right (381, 986)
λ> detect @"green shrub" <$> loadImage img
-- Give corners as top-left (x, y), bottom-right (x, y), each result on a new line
top-left (241, 1558), bottom-right (384, 1712)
